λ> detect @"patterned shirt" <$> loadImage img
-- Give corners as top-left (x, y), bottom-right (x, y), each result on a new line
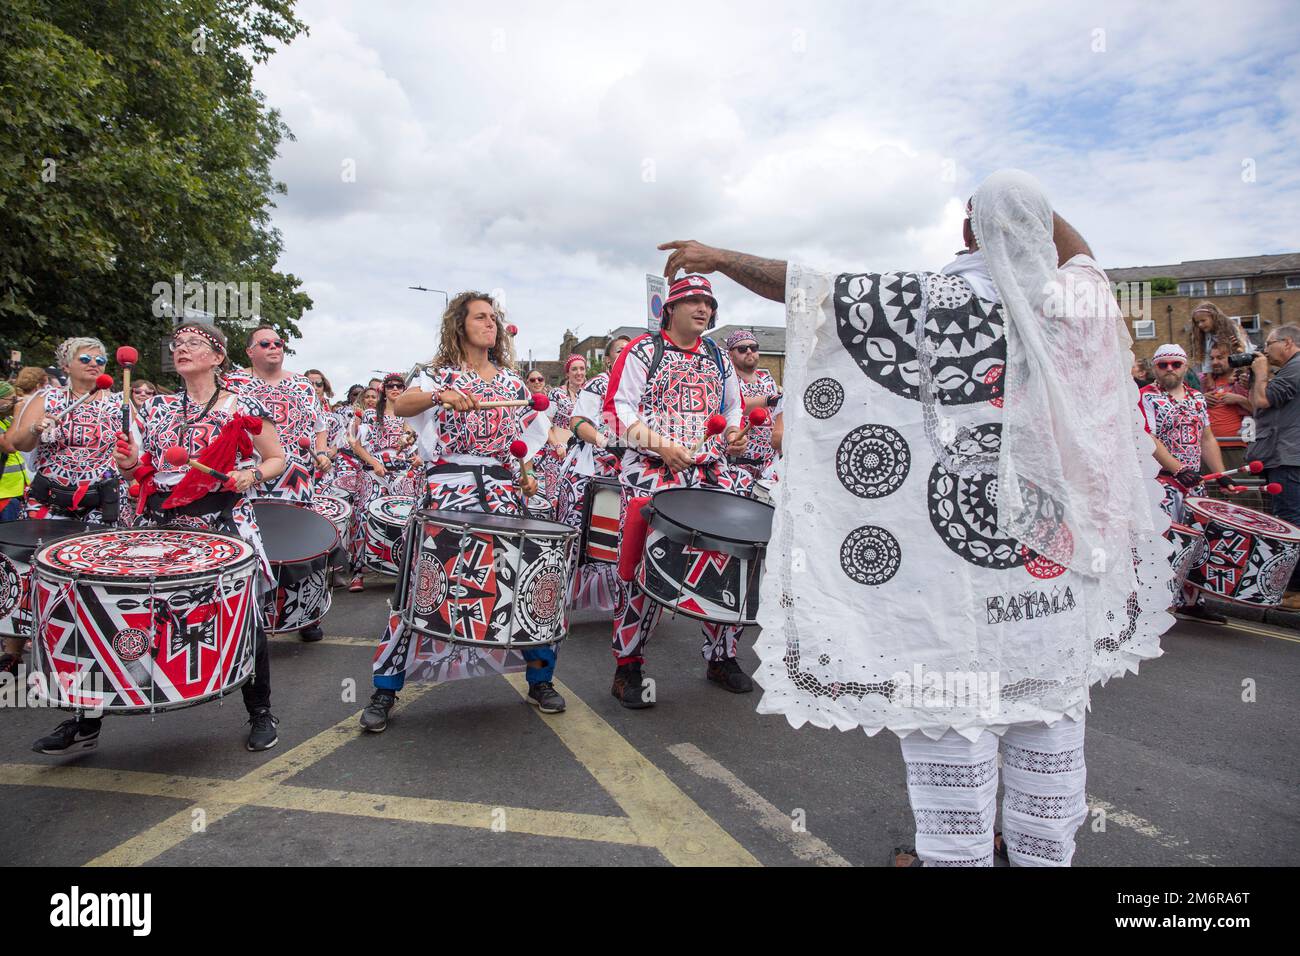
top-left (31, 386), bottom-right (123, 487)
top-left (133, 391), bottom-right (270, 487)
top-left (572, 372), bottom-right (613, 439)
top-left (223, 368), bottom-right (325, 501)
top-left (736, 368), bottom-right (780, 466)
top-left (1138, 383), bottom-right (1210, 471)
top-left (547, 385), bottom-right (582, 431)
top-left (408, 365), bottom-right (544, 467)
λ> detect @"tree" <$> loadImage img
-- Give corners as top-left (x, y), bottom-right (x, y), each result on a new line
top-left (0, 0), bottom-right (311, 382)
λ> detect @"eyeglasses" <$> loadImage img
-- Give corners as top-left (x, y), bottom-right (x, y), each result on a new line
top-left (76, 354), bottom-right (108, 366)
top-left (730, 345), bottom-right (759, 354)
top-left (310, 380), bottom-right (325, 388)
top-left (169, 338), bottom-right (213, 354)
top-left (255, 339), bottom-right (284, 350)
top-left (1155, 361), bottom-right (1186, 371)
top-left (133, 387), bottom-right (156, 396)
top-left (527, 377), bottom-right (544, 384)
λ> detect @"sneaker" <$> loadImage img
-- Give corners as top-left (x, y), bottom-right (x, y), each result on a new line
top-left (1175, 602), bottom-right (1228, 625)
top-left (246, 708), bottom-right (280, 751)
top-left (0, 652), bottom-right (21, 677)
top-left (348, 574), bottom-right (365, 593)
top-left (706, 657), bottom-right (754, 693)
top-left (527, 681), bottom-right (566, 714)
top-left (33, 717), bottom-right (101, 755)
top-left (611, 662), bottom-right (654, 709)
top-left (360, 690), bottom-right (397, 732)
top-left (300, 624), bottom-right (324, 643)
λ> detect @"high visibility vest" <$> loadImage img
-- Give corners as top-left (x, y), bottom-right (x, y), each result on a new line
top-left (0, 418), bottom-right (27, 500)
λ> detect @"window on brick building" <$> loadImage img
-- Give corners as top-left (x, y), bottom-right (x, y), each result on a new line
top-left (1214, 278), bottom-right (1246, 294)
top-left (1178, 280), bottom-right (1207, 296)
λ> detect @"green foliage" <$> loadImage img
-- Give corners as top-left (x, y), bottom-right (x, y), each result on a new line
top-left (1150, 277), bottom-right (1178, 296)
top-left (0, 0), bottom-right (311, 382)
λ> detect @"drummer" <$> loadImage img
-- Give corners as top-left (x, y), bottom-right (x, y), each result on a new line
top-left (1138, 342), bottom-right (1232, 623)
top-left (537, 354), bottom-right (587, 507)
top-left (360, 291), bottom-right (562, 731)
top-left (10, 336), bottom-right (124, 526)
top-left (30, 322), bottom-right (288, 756)
top-left (601, 275), bottom-right (754, 709)
top-left (556, 334), bottom-right (631, 610)
top-left (723, 329), bottom-right (781, 485)
top-left (345, 372), bottom-right (422, 592)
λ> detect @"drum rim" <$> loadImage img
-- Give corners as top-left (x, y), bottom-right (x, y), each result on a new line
top-left (0, 519), bottom-right (103, 550)
top-left (397, 616), bottom-right (569, 648)
top-left (647, 485), bottom-right (773, 548)
top-left (32, 528), bottom-right (260, 584)
top-left (1184, 496), bottom-right (1300, 541)
top-left (415, 507), bottom-right (579, 539)
top-left (309, 493), bottom-right (353, 519)
top-left (638, 583), bottom-right (758, 627)
top-left (252, 499), bottom-right (340, 566)
top-left (30, 671), bottom-right (255, 715)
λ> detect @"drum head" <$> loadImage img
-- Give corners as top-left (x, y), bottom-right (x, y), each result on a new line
top-left (252, 501), bottom-right (340, 564)
top-left (419, 508), bottom-right (576, 539)
top-left (309, 494), bottom-right (352, 524)
top-left (1184, 497), bottom-right (1300, 541)
top-left (367, 495), bottom-right (415, 524)
top-left (35, 528), bottom-right (256, 582)
top-left (0, 519), bottom-right (99, 555)
top-left (650, 487), bottom-right (773, 545)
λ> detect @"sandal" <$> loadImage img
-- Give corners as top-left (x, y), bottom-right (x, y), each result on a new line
top-left (889, 845), bottom-right (923, 867)
top-left (994, 830), bottom-right (1009, 861)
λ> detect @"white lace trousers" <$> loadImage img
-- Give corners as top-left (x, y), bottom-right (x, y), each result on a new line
top-left (899, 717), bottom-right (1088, 867)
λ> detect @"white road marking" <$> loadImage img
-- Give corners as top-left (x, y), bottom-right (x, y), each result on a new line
top-left (667, 742), bottom-right (851, 867)
top-left (1086, 794), bottom-right (1217, 863)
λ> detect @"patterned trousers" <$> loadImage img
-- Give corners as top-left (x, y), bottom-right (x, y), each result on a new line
top-left (899, 716), bottom-right (1088, 866)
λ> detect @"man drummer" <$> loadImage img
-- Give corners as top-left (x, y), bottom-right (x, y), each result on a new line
top-left (722, 328), bottom-right (781, 484)
top-left (602, 274), bottom-right (755, 708)
top-left (359, 291), bottom-right (563, 732)
top-left (225, 326), bottom-right (330, 641)
top-left (1138, 342), bottom-right (1231, 623)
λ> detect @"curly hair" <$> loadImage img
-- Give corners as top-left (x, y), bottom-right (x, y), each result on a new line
top-left (1190, 302), bottom-right (1245, 365)
top-left (54, 336), bottom-right (107, 370)
top-left (430, 290), bottom-right (516, 371)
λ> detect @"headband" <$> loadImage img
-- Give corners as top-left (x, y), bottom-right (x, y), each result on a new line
top-left (173, 325), bottom-right (225, 355)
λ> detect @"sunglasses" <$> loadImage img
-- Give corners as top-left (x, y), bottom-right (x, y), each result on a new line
top-left (77, 354), bottom-right (108, 366)
top-left (255, 339), bottom-right (285, 350)
top-left (527, 377), bottom-right (544, 383)
top-left (731, 344), bottom-right (759, 354)
top-left (384, 382), bottom-right (405, 391)
top-left (1155, 361), bottom-right (1185, 371)
top-left (310, 380), bottom-right (325, 388)
top-left (133, 387), bottom-right (156, 396)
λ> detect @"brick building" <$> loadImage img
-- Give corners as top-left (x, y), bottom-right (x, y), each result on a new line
top-left (703, 324), bottom-right (786, 385)
top-left (1107, 252), bottom-right (1300, 361)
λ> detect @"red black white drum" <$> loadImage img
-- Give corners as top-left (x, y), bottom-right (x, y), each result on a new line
top-left (364, 495), bottom-right (415, 576)
top-left (30, 528), bottom-right (257, 713)
top-left (1, 520), bottom-right (98, 639)
top-left (398, 509), bottom-right (576, 648)
top-left (577, 478), bottom-right (621, 566)
top-left (1163, 522), bottom-right (1206, 600)
top-left (1183, 496), bottom-right (1300, 606)
top-left (637, 487), bottom-right (774, 626)
top-left (253, 501), bottom-right (338, 633)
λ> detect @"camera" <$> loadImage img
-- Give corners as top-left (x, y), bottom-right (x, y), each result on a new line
top-left (1228, 351), bottom-right (1260, 369)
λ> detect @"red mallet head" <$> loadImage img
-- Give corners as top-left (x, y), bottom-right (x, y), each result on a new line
top-left (128, 482), bottom-right (141, 498)
top-left (509, 439), bottom-right (529, 460)
top-left (1248, 460), bottom-right (1264, 474)
top-left (1266, 482), bottom-right (1283, 495)
top-left (530, 392), bottom-right (550, 411)
top-left (94, 373), bottom-right (114, 390)
top-left (298, 436), bottom-right (311, 449)
top-left (163, 446), bottom-right (189, 467)
top-left (706, 414), bottom-right (727, 436)
top-left (507, 324), bottom-right (519, 336)
top-left (748, 407), bottom-right (769, 427)
top-left (115, 346), bottom-right (138, 366)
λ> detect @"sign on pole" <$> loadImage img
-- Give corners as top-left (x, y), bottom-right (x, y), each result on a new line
top-left (646, 274), bottom-right (667, 332)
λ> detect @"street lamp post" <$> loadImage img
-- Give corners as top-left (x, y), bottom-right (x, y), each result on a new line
top-left (409, 285), bottom-right (449, 310)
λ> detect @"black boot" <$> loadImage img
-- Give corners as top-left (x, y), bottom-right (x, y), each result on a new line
top-left (611, 662), bottom-right (654, 709)
top-left (360, 689), bottom-right (397, 732)
top-left (300, 624), bottom-right (324, 643)
top-left (706, 657), bottom-right (754, 693)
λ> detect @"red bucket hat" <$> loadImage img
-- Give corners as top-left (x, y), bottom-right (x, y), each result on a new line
top-left (662, 274), bottom-right (718, 328)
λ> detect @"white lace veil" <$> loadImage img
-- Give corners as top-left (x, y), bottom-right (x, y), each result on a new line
top-left (974, 169), bottom-right (1155, 576)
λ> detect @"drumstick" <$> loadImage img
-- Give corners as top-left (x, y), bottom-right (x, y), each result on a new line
top-left (510, 439), bottom-right (534, 507)
top-left (116, 345), bottom-right (138, 432)
top-left (441, 392), bottom-right (551, 412)
top-left (50, 374), bottom-right (114, 424)
top-left (1201, 460), bottom-right (1264, 483)
top-left (732, 407), bottom-right (769, 443)
top-left (163, 445), bottom-right (233, 484)
top-left (689, 414), bottom-right (728, 455)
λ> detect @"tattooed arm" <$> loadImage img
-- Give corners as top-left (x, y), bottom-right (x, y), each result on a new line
top-left (658, 240), bottom-right (787, 303)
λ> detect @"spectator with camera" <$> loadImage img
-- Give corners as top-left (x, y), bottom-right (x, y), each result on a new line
top-left (1247, 326), bottom-right (1300, 610)
top-left (1203, 343), bottom-right (1253, 471)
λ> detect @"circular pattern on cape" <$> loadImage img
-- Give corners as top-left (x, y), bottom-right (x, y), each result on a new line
top-left (836, 424), bottom-right (911, 499)
top-left (839, 525), bottom-right (902, 586)
top-left (803, 378), bottom-right (845, 419)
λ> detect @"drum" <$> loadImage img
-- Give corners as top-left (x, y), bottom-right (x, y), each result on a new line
top-left (751, 479), bottom-right (775, 506)
top-left (577, 478), bottom-right (621, 566)
top-left (398, 509), bottom-right (576, 648)
top-left (1, 520), bottom-right (98, 639)
top-left (309, 494), bottom-right (353, 570)
top-left (30, 528), bottom-right (257, 713)
top-left (1184, 496), bottom-right (1300, 606)
top-left (525, 493), bottom-right (554, 521)
top-left (253, 501), bottom-right (338, 632)
top-left (1164, 522), bottom-right (1207, 599)
top-left (363, 495), bottom-right (415, 575)
top-left (638, 487), bottom-right (774, 626)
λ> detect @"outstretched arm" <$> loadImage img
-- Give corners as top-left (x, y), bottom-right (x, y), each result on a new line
top-left (658, 240), bottom-right (787, 303)
top-left (1052, 213), bottom-right (1093, 265)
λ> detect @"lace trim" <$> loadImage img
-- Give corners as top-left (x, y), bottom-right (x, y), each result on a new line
top-left (1001, 743), bottom-right (1084, 774)
top-left (914, 803), bottom-right (997, 835)
top-left (927, 853), bottom-right (994, 867)
top-left (1003, 787), bottom-right (1084, 820)
top-left (1003, 829), bottom-right (1068, 863)
top-left (906, 758), bottom-right (997, 789)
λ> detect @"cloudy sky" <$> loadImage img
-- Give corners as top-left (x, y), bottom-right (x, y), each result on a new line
top-left (254, 0), bottom-right (1300, 388)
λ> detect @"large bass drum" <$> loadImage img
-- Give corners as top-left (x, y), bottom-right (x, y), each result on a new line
top-left (1184, 496), bottom-right (1300, 606)
top-left (253, 501), bottom-right (338, 632)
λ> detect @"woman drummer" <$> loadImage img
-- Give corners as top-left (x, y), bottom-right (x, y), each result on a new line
top-left (345, 373), bottom-right (421, 591)
top-left (359, 291), bottom-right (562, 732)
top-left (536, 354), bottom-right (587, 507)
top-left (11, 336), bottom-right (124, 525)
top-left (31, 323), bottom-right (288, 756)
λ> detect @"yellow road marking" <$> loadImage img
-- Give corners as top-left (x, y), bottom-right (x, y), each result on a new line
top-left (1223, 620), bottom-right (1300, 644)
top-left (503, 674), bottom-right (759, 867)
top-left (269, 633), bottom-right (375, 648)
